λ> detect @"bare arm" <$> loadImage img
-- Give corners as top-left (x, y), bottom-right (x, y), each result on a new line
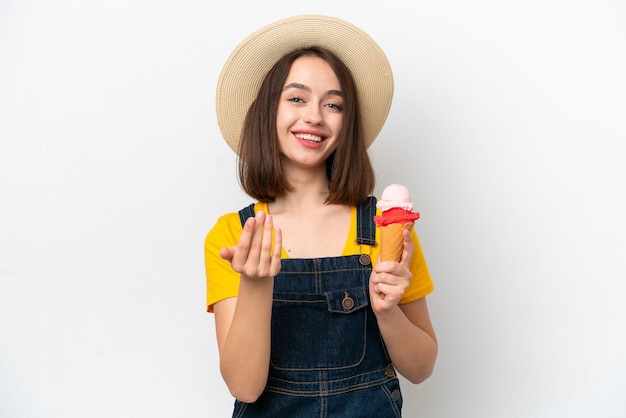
top-left (369, 229), bottom-right (438, 383)
top-left (374, 297), bottom-right (437, 383)
top-left (213, 210), bottom-right (282, 402)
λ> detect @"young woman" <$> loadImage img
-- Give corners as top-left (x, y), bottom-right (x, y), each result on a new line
top-left (205, 15), bottom-right (437, 417)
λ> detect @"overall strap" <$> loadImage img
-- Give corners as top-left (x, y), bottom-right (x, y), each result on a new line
top-left (356, 196), bottom-right (377, 246)
top-left (238, 203), bottom-right (256, 227)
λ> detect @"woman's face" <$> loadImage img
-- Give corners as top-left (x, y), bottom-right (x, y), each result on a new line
top-left (276, 55), bottom-right (344, 171)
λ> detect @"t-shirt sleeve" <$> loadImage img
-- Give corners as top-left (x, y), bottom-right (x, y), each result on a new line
top-left (204, 212), bottom-right (243, 312)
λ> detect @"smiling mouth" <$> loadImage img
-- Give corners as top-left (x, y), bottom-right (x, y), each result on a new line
top-left (294, 133), bottom-right (324, 143)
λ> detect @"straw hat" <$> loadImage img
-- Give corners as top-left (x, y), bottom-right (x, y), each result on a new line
top-left (215, 14), bottom-right (394, 154)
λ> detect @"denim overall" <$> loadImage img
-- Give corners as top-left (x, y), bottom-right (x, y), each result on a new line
top-left (233, 197), bottom-right (403, 417)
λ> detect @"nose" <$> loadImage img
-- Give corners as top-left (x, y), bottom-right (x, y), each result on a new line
top-left (303, 103), bottom-right (323, 125)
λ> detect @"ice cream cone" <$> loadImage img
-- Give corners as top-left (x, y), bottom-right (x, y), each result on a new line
top-left (379, 222), bottom-right (413, 262)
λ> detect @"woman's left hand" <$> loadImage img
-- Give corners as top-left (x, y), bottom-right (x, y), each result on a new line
top-left (369, 228), bottom-right (414, 314)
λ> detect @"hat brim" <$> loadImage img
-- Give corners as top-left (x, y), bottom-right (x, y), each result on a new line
top-left (215, 14), bottom-right (394, 154)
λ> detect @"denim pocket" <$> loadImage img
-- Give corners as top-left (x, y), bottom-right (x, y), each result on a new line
top-left (270, 287), bottom-right (369, 370)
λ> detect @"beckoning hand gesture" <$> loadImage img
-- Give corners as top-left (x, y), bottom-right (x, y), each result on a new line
top-left (220, 210), bottom-right (282, 280)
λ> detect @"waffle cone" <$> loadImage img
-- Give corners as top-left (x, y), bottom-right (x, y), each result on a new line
top-left (379, 222), bottom-right (413, 262)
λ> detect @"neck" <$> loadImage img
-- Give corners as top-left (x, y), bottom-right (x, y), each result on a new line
top-left (271, 166), bottom-right (331, 213)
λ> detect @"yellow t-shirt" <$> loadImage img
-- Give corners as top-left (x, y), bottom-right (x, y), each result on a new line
top-left (204, 201), bottom-right (434, 312)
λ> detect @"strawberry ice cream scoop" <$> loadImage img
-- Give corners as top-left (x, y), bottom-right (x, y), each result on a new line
top-left (374, 184), bottom-right (420, 226)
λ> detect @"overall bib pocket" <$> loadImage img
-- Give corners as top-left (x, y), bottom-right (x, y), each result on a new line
top-left (270, 287), bottom-right (369, 370)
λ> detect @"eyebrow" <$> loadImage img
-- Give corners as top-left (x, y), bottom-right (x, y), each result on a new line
top-left (282, 82), bottom-right (344, 97)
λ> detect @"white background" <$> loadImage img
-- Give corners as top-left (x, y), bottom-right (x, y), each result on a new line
top-left (1, 1), bottom-right (625, 417)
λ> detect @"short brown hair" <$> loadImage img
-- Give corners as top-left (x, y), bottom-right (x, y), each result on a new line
top-left (238, 47), bottom-right (375, 205)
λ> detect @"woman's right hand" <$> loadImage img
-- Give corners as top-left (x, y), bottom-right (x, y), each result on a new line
top-left (215, 209), bottom-right (281, 402)
top-left (220, 210), bottom-right (282, 279)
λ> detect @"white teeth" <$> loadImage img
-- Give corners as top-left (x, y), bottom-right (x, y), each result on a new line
top-left (295, 133), bottom-right (323, 142)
